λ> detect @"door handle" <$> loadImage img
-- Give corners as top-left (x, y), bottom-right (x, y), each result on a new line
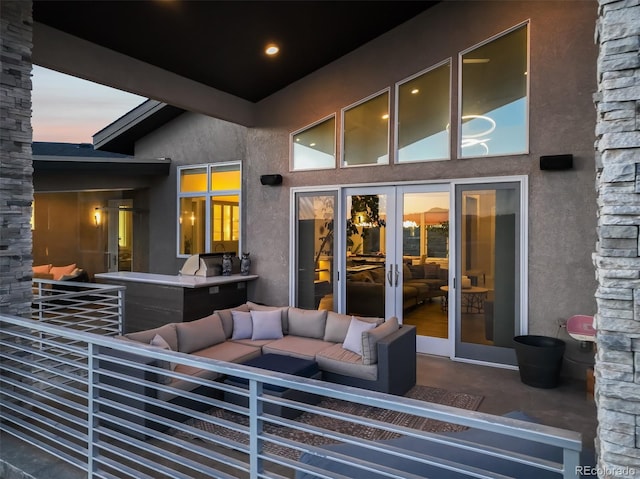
top-left (387, 266), bottom-right (393, 287)
top-left (394, 264), bottom-right (400, 287)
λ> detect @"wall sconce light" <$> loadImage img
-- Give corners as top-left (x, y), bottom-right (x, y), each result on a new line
top-left (94, 208), bottom-right (102, 227)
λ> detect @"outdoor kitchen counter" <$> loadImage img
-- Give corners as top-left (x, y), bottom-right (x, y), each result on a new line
top-left (95, 271), bottom-right (258, 288)
top-left (95, 272), bottom-right (258, 333)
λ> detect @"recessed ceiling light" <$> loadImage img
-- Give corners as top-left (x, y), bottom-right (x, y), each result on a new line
top-left (310, 142), bottom-right (316, 147)
top-left (411, 88), bottom-right (419, 94)
top-left (382, 114), bottom-right (389, 120)
top-left (265, 44), bottom-right (279, 56)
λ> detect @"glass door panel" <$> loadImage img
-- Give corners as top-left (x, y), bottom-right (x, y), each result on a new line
top-left (107, 199), bottom-right (133, 272)
top-left (455, 183), bottom-right (521, 365)
top-left (344, 189), bottom-right (394, 318)
top-left (294, 192), bottom-right (337, 310)
top-left (398, 187), bottom-right (450, 355)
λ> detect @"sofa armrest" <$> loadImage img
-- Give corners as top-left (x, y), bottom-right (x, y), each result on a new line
top-left (375, 324), bottom-right (416, 396)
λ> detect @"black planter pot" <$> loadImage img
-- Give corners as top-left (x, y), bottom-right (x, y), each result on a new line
top-left (513, 335), bottom-right (566, 389)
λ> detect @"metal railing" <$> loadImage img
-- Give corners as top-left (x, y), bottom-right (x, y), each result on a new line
top-left (0, 312), bottom-right (583, 479)
top-left (32, 278), bottom-right (124, 336)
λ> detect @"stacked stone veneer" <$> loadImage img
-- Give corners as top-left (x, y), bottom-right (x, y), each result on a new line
top-left (0, 1), bottom-right (33, 317)
top-left (594, 0), bottom-right (640, 477)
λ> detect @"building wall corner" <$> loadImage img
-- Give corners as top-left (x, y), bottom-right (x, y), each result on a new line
top-left (594, 0), bottom-right (640, 475)
top-left (0, 0), bottom-right (34, 317)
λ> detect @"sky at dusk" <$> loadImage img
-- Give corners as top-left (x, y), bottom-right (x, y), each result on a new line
top-left (31, 65), bottom-right (147, 144)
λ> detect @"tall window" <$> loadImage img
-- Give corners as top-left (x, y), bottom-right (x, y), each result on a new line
top-left (396, 60), bottom-right (451, 162)
top-left (459, 23), bottom-right (529, 158)
top-left (177, 162), bottom-right (241, 256)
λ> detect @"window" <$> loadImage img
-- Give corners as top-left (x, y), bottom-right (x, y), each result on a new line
top-left (342, 90), bottom-right (390, 167)
top-left (291, 115), bottom-right (336, 171)
top-left (459, 23), bottom-right (529, 158)
top-left (396, 60), bottom-right (451, 162)
top-left (177, 162), bottom-right (241, 256)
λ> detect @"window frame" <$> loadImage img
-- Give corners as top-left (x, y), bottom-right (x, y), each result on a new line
top-left (457, 21), bottom-right (530, 159)
top-left (290, 114), bottom-right (337, 172)
top-left (394, 58), bottom-right (452, 164)
top-left (176, 161), bottom-right (242, 258)
top-left (340, 88), bottom-right (391, 168)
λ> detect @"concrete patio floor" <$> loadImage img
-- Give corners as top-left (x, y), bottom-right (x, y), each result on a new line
top-left (0, 353), bottom-right (597, 478)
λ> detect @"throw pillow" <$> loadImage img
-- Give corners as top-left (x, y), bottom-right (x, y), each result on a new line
top-left (250, 309), bottom-right (284, 340)
top-left (125, 323), bottom-right (178, 351)
top-left (231, 310), bottom-right (253, 340)
top-left (215, 303), bottom-right (250, 338)
top-left (362, 316), bottom-right (399, 365)
top-left (324, 311), bottom-right (383, 343)
top-left (246, 301), bottom-right (289, 333)
top-left (287, 307), bottom-right (327, 339)
top-left (50, 263), bottom-right (77, 280)
top-left (175, 313), bottom-right (226, 353)
top-left (342, 316), bottom-right (376, 355)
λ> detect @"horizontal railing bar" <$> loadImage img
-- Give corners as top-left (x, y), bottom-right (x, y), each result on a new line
top-left (0, 385), bottom-right (88, 427)
top-left (0, 367), bottom-right (88, 403)
top-left (0, 407), bottom-right (87, 458)
top-left (0, 349), bottom-right (87, 383)
top-left (0, 423), bottom-right (86, 472)
top-left (95, 425), bottom-right (246, 479)
top-left (0, 332), bottom-right (89, 360)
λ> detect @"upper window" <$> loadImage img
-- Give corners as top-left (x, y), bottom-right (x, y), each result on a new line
top-left (459, 22), bottom-right (529, 158)
top-left (396, 60), bottom-right (451, 163)
top-left (291, 115), bottom-right (336, 171)
top-left (177, 162), bottom-right (241, 256)
top-left (342, 90), bottom-right (390, 167)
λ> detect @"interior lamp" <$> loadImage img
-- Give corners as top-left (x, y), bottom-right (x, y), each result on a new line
top-left (94, 208), bottom-right (101, 227)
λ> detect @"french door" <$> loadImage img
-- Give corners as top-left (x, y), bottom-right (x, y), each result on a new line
top-left (453, 182), bottom-right (524, 365)
top-left (292, 178), bottom-right (525, 367)
top-left (342, 186), bottom-right (451, 356)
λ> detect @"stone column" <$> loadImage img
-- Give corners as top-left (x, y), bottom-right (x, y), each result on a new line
top-left (594, 0), bottom-right (640, 477)
top-left (0, 1), bottom-right (33, 317)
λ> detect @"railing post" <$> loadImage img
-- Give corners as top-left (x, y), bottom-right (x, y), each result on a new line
top-left (117, 289), bottom-right (125, 335)
top-left (248, 379), bottom-right (264, 479)
top-left (563, 448), bottom-right (580, 479)
top-left (87, 342), bottom-right (98, 478)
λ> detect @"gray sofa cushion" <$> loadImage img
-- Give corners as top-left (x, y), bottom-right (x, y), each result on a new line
top-left (125, 323), bottom-right (178, 352)
top-left (158, 341), bottom-right (262, 401)
top-left (215, 303), bottom-right (250, 338)
top-left (287, 307), bottom-right (327, 339)
top-left (362, 317), bottom-right (399, 365)
top-left (247, 301), bottom-right (289, 334)
top-left (316, 344), bottom-right (377, 381)
top-left (231, 310), bottom-right (253, 340)
top-left (251, 309), bottom-right (284, 340)
top-left (323, 312), bottom-right (383, 343)
top-left (262, 336), bottom-right (334, 361)
top-left (175, 313), bottom-right (226, 353)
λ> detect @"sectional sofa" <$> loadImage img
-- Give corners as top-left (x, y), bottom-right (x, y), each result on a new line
top-left (101, 302), bottom-right (416, 436)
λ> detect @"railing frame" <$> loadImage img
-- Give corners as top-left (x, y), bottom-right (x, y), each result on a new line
top-left (1, 310), bottom-right (583, 479)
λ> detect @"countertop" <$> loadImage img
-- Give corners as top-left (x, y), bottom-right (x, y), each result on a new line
top-left (94, 271), bottom-right (258, 289)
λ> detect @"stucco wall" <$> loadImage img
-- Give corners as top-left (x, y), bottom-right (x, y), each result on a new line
top-left (135, 112), bottom-right (247, 275)
top-left (245, 0), bottom-right (599, 344)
